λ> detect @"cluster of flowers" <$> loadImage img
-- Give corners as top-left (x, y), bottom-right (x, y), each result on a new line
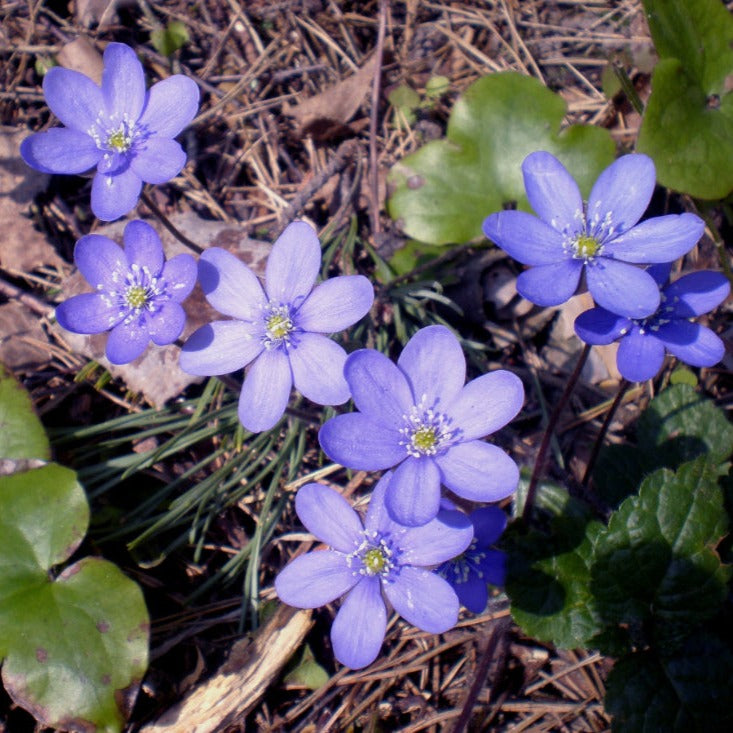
top-left (24, 41), bottom-right (728, 672)
top-left (23, 42), bottom-right (522, 669)
top-left (483, 151), bottom-right (729, 381)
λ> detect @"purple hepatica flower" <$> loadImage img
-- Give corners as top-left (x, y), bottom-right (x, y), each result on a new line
top-left (574, 263), bottom-right (730, 382)
top-left (482, 151), bottom-right (704, 319)
top-left (20, 42), bottom-right (199, 221)
top-left (437, 503), bottom-right (506, 614)
top-left (319, 325), bottom-right (524, 527)
top-left (179, 221), bottom-right (374, 433)
top-left (55, 220), bottom-right (197, 364)
top-left (274, 474), bottom-right (473, 669)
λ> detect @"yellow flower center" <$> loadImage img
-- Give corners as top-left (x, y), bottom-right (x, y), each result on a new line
top-left (573, 234), bottom-right (601, 259)
top-left (107, 128), bottom-right (131, 152)
top-left (363, 548), bottom-right (386, 575)
top-left (266, 313), bottom-right (293, 340)
top-left (125, 285), bottom-right (148, 309)
top-left (412, 425), bottom-right (437, 453)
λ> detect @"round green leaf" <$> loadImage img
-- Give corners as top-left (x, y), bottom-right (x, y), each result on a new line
top-left (387, 72), bottom-right (615, 245)
top-left (0, 364), bottom-right (50, 460)
top-left (0, 465), bottom-right (149, 732)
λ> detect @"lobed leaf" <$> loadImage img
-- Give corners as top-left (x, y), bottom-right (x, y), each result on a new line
top-left (0, 364), bottom-right (50, 460)
top-left (387, 72), bottom-right (615, 245)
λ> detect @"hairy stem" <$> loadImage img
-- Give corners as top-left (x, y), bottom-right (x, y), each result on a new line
top-left (140, 190), bottom-right (204, 254)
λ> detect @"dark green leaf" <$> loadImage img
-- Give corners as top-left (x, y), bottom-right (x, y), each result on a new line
top-left (283, 643), bottom-right (329, 690)
top-left (0, 364), bottom-right (50, 460)
top-left (387, 72), bottom-right (615, 245)
top-left (151, 21), bottom-right (189, 57)
top-left (0, 464), bottom-right (149, 732)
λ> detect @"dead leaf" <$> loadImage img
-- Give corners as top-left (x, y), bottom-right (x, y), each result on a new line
top-left (283, 55), bottom-right (377, 140)
top-left (75, 0), bottom-right (122, 30)
top-left (57, 37), bottom-right (104, 84)
top-left (0, 303), bottom-right (52, 368)
top-left (0, 127), bottom-right (62, 273)
top-left (542, 292), bottom-right (620, 385)
top-left (54, 212), bottom-right (272, 408)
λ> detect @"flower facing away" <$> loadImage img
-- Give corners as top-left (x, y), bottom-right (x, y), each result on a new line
top-left (437, 503), bottom-right (506, 614)
top-left (55, 220), bottom-right (197, 364)
top-left (574, 264), bottom-right (730, 382)
top-left (318, 325), bottom-right (524, 527)
top-left (20, 42), bottom-right (199, 221)
top-left (482, 151), bottom-right (704, 319)
top-left (179, 221), bottom-right (374, 433)
top-left (274, 474), bottom-right (473, 669)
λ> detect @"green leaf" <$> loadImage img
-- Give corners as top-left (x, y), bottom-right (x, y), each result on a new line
top-left (424, 75), bottom-right (450, 99)
top-left (506, 478), bottom-right (604, 648)
top-left (387, 72), bottom-right (615, 245)
top-left (593, 384), bottom-right (733, 507)
top-left (592, 458), bottom-right (729, 640)
top-left (151, 20), bottom-right (189, 57)
top-left (0, 364), bottom-right (50, 460)
top-left (606, 634), bottom-right (733, 732)
top-left (283, 643), bottom-right (329, 690)
top-left (0, 464), bottom-right (149, 732)
top-left (638, 0), bottom-right (733, 198)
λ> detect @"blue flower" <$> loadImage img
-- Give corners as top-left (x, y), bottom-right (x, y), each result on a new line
top-left (437, 503), bottom-right (506, 614)
top-left (482, 152), bottom-right (704, 319)
top-left (20, 42), bottom-right (199, 221)
top-left (55, 220), bottom-right (197, 364)
top-left (179, 221), bottom-right (374, 433)
top-left (318, 325), bottom-right (524, 527)
top-left (274, 474), bottom-right (473, 669)
top-left (574, 264), bottom-right (730, 382)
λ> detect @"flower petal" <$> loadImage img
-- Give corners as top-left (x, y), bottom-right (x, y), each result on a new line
top-left (318, 413), bottom-right (405, 471)
top-left (123, 220), bottom-right (164, 274)
top-left (521, 151), bottom-right (584, 234)
top-left (42, 67), bottom-right (104, 133)
top-left (344, 348), bottom-right (414, 425)
top-left (20, 129), bottom-right (102, 174)
top-left (446, 370), bottom-right (523, 442)
top-left (138, 75), bottom-right (200, 138)
top-left (664, 271), bottom-right (730, 318)
top-left (296, 275), bottom-right (374, 332)
top-left (477, 550), bottom-right (506, 587)
top-left (55, 293), bottom-right (121, 334)
top-left (436, 441), bottom-right (519, 502)
top-left (275, 551), bottom-right (357, 608)
top-left (605, 213), bottom-right (704, 263)
top-left (179, 321), bottom-right (264, 375)
top-left (482, 211), bottom-right (567, 265)
top-left (385, 456), bottom-right (442, 527)
top-left (398, 512), bottom-right (473, 566)
top-left (516, 259), bottom-right (583, 306)
top-left (586, 259), bottom-right (660, 318)
top-left (105, 319), bottom-right (150, 364)
top-left (91, 166), bottom-right (142, 221)
top-left (295, 483), bottom-right (363, 552)
top-left (331, 578), bottom-right (386, 669)
top-left (656, 321), bottom-right (726, 368)
top-left (290, 333), bottom-right (350, 405)
top-left (148, 301), bottom-right (186, 345)
top-left (616, 328), bottom-right (665, 382)
top-left (101, 43), bottom-right (146, 122)
top-left (397, 325), bottom-right (465, 409)
top-left (363, 472), bottom-right (395, 535)
top-left (574, 307), bottom-right (630, 345)
top-left (238, 347), bottom-right (292, 432)
top-left (130, 138), bottom-right (187, 184)
top-left (198, 248), bottom-right (267, 320)
top-left (471, 506), bottom-right (507, 547)
top-left (265, 221), bottom-right (321, 304)
top-left (647, 262), bottom-right (673, 286)
top-left (384, 566), bottom-right (459, 633)
top-left (74, 234), bottom-right (127, 289)
top-left (587, 154), bottom-right (656, 236)
top-left (161, 254), bottom-right (198, 302)
top-left (453, 575), bottom-right (489, 614)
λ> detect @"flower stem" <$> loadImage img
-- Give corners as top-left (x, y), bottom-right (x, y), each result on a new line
top-left (522, 343), bottom-right (591, 522)
top-left (140, 190), bottom-right (204, 254)
top-left (581, 378), bottom-right (630, 487)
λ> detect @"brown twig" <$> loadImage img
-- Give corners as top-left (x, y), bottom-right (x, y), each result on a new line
top-left (369, 0), bottom-right (388, 238)
top-left (139, 190), bottom-right (204, 254)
